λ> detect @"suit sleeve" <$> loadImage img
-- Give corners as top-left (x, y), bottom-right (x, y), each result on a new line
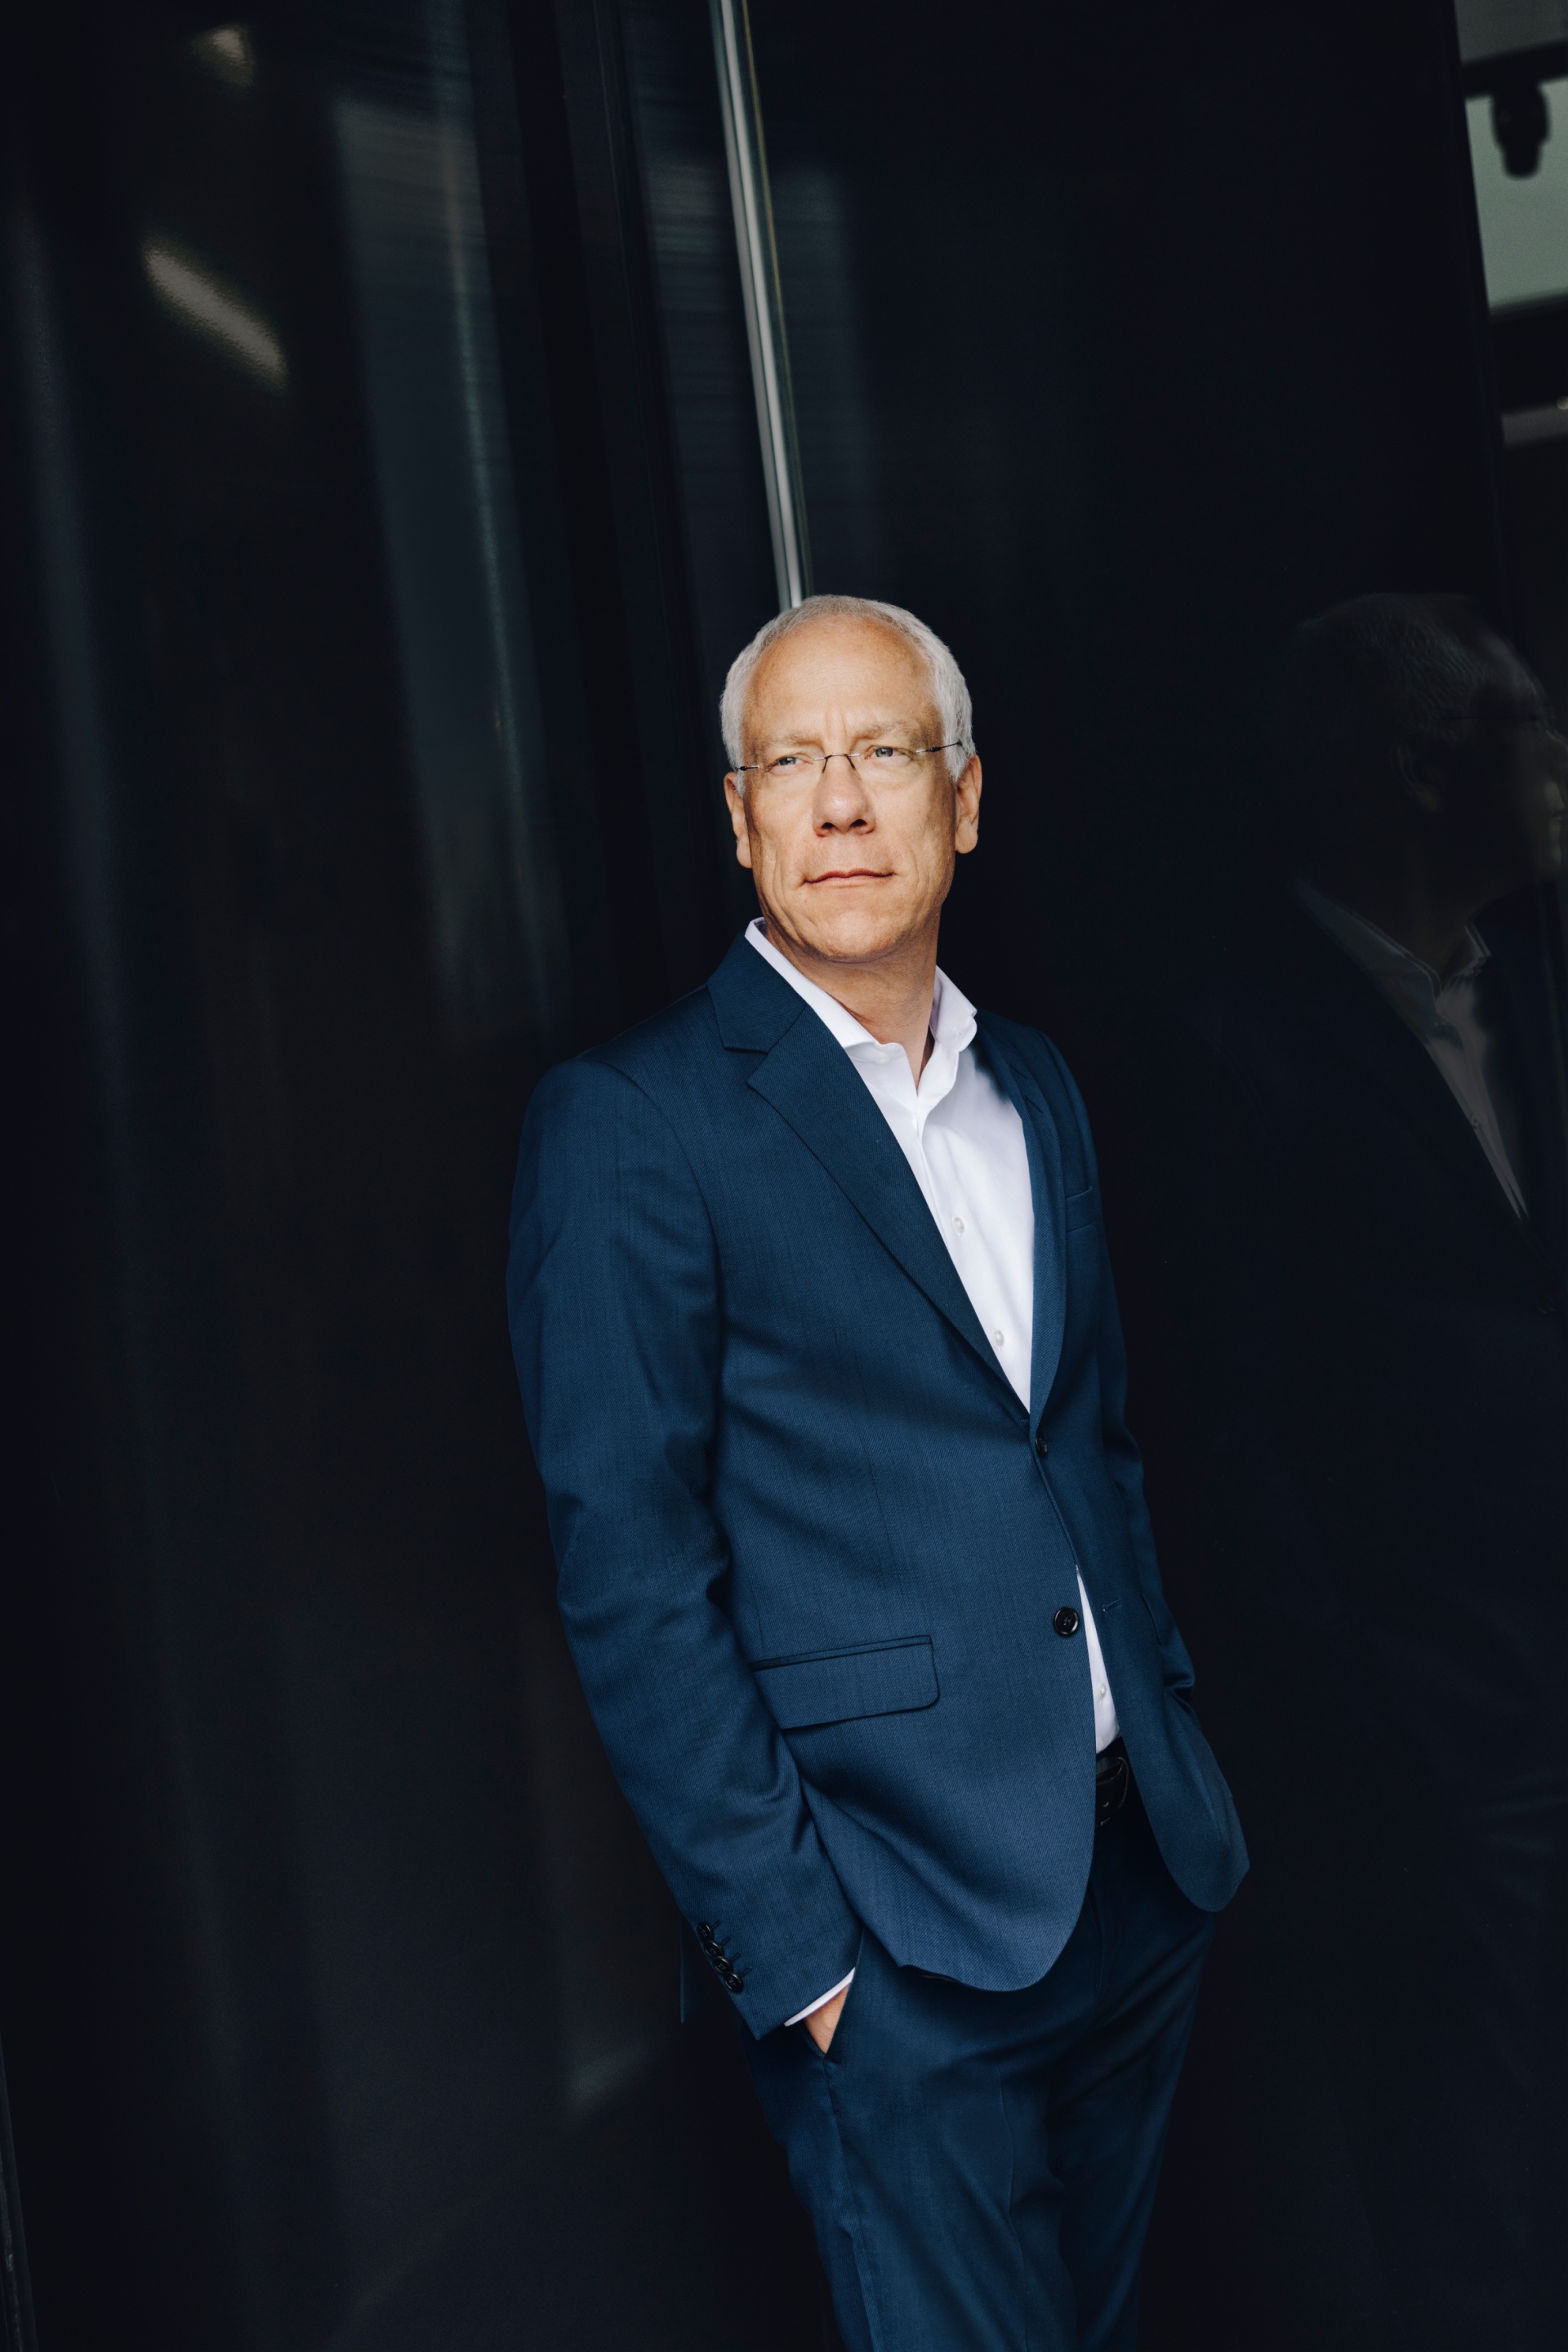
top-left (508, 1055), bottom-right (861, 2037)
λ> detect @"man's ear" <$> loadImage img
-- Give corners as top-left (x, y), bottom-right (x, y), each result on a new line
top-left (954, 755), bottom-right (982, 855)
top-left (1394, 739), bottom-right (1450, 819)
top-left (723, 773), bottom-right (755, 870)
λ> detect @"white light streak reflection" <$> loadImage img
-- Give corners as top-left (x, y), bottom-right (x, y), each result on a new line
top-left (141, 238), bottom-right (287, 391)
top-left (189, 26), bottom-right (256, 87)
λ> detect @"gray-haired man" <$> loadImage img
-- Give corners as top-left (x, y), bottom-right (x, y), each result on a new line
top-left (509, 594), bottom-right (1245, 2349)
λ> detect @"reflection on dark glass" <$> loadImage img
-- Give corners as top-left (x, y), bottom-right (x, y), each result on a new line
top-left (6, 0), bottom-right (1568, 2344)
top-left (142, 235), bottom-right (289, 390)
top-left (336, 0), bottom-right (568, 1044)
top-left (1160, 597), bottom-right (1568, 2348)
top-left (2, 3), bottom-right (752, 2344)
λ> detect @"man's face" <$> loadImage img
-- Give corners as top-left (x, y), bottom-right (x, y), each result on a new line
top-left (724, 617), bottom-right (982, 969)
top-left (1494, 648), bottom-right (1561, 884)
top-left (1469, 643), bottom-right (1568, 890)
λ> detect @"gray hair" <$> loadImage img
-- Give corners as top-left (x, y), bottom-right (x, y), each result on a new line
top-left (1264, 592), bottom-right (1524, 866)
top-left (1269, 594), bottom-right (1512, 782)
top-left (720, 593), bottom-right (975, 784)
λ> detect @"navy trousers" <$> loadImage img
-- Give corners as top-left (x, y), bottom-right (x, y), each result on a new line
top-left (742, 1801), bottom-right (1213, 2352)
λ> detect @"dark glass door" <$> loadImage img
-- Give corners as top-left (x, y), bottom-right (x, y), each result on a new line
top-left (3, 1), bottom-right (1561, 2346)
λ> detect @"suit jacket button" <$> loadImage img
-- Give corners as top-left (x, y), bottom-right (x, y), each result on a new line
top-left (1034, 1430), bottom-right (1049, 1459)
top-left (1538, 1292), bottom-right (1560, 1316)
top-left (1054, 1606), bottom-right (1080, 1638)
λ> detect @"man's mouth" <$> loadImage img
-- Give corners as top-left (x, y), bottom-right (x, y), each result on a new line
top-left (803, 868), bottom-right (893, 885)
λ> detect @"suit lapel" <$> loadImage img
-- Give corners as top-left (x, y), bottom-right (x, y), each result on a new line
top-left (1290, 914), bottom-right (1543, 1257)
top-left (746, 1009), bottom-right (1018, 1398)
top-left (707, 933), bottom-right (1020, 1405)
top-left (974, 1018), bottom-right (1068, 1417)
top-left (1486, 924), bottom-right (1568, 1278)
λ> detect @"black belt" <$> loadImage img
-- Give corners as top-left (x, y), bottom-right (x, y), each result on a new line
top-left (1094, 1737), bottom-right (1134, 1831)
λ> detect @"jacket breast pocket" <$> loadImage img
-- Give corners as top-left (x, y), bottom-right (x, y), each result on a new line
top-left (1065, 1184), bottom-right (1098, 1232)
top-left (751, 1637), bottom-right (938, 1732)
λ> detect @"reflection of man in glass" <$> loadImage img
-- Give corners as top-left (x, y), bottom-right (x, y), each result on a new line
top-left (511, 595), bottom-right (1247, 2350)
top-left (1165, 595), bottom-right (1568, 2348)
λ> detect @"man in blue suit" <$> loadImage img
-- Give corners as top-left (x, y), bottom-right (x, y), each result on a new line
top-left (509, 594), bottom-right (1245, 2350)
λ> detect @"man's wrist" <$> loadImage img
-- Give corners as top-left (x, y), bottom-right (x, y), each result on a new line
top-left (783, 1968), bottom-right (856, 2029)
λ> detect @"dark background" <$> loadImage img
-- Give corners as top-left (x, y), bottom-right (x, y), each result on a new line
top-left (0, 0), bottom-right (1536, 2345)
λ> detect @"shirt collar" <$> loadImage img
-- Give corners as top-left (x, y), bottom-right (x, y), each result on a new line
top-left (744, 916), bottom-right (977, 1065)
top-left (1294, 879), bottom-right (1490, 1010)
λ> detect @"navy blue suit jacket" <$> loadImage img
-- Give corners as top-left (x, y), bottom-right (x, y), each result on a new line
top-left (509, 935), bottom-right (1246, 2036)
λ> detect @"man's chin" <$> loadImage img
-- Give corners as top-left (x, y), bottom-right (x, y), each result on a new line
top-left (789, 916), bottom-right (915, 966)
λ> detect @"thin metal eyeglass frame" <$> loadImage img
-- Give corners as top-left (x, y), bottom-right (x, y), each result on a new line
top-left (731, 742), bottom-right (967, 780)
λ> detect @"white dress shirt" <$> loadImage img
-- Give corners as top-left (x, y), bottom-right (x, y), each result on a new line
top-left (1294, 881), bottom-right (1526, 1217)
top-left (743, 920), bottom-right (1123, 2025)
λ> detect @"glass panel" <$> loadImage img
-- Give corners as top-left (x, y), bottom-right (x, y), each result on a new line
top-left (6, 1), bottom-right (1568, 2347)
top-left (334, 5), bottom-right (568, 1043)
top-left (1467, 79), bottom-right (1568, 310)
top-left (0, 4), bottom-right (752, 2345)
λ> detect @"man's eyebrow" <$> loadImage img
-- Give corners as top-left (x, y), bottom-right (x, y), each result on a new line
top-left (757, 717), bottom-right (933, 746)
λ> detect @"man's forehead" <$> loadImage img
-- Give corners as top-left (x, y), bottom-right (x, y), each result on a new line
top-left (1481, 641), bottom-right (1544, 710)
top-left (753, 617), bottom-right (926, 690)
top-left (746, 619), bottom-right (936, 728)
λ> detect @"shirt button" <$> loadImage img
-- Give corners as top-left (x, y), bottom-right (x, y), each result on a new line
top-left (952, 1215), bottom-right (965, 1235)
top-left (992, 1330), bottom-right (1004, 1348)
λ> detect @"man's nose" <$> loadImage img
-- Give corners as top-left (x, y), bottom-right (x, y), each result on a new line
top-left (813, 753), bottom-right (872, 828)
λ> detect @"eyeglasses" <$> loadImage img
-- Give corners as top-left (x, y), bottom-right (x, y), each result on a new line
top-left (732, 742), bottom-right (965, 785)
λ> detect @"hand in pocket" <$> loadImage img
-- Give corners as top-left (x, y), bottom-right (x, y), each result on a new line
top-left (804, 1983), bottom-right (850, 2053)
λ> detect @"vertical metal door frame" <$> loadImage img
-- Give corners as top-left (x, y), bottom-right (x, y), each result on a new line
top-left (710, 0), bottom-right (811, 609)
